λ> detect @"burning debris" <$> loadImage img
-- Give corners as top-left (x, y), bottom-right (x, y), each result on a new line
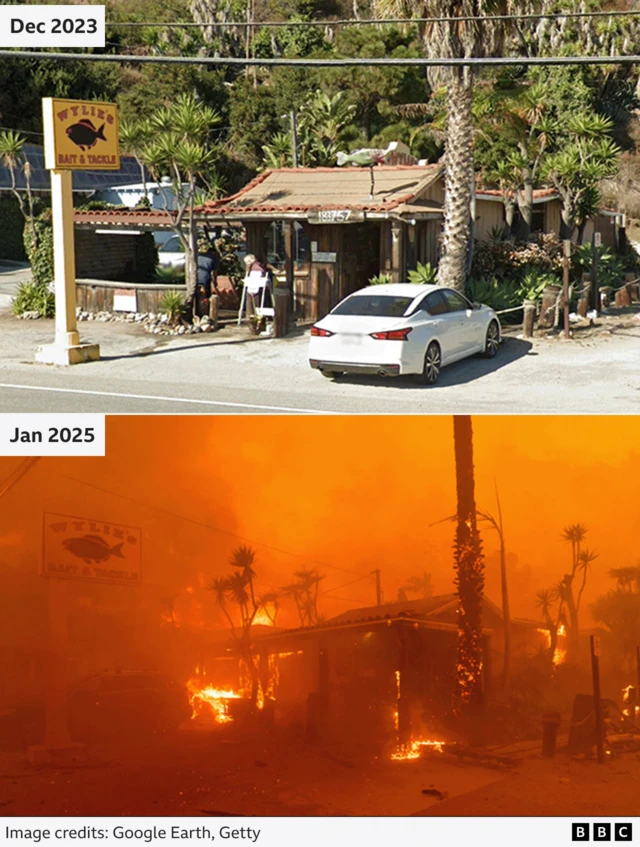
top-left (187, 678), bottom-right (242, 724)
top-left (391, 739), bottom-right (446, 760)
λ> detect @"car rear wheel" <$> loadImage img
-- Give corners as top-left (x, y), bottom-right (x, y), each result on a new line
top-left (415, 341), bottom-right (441, 385)
top-left (483, 320), bottom-right (500, 358)
top-left (320, 369), bottom-right (343, 380)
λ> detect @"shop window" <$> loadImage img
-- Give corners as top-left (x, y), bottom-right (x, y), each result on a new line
top-left (264, 221), bottom-right (310, 270)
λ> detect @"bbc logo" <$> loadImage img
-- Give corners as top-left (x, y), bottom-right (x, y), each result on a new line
top-left (572, 823), bottom-right (633, 842)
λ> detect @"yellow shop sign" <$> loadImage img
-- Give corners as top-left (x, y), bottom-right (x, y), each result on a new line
top-left (43, 97), bottom-right (120, 170)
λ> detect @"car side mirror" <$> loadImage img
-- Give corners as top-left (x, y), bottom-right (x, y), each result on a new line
top-left (473, 301), bottom-right (482, 310)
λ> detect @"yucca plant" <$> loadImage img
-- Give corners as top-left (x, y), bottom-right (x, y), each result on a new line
top-left (158, 289), bottom-right (185, 324)
top-left (12, 280), bottom-right (55, 318)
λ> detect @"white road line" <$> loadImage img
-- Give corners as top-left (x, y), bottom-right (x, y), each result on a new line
top-left (0, 383), bottom-right (333, 414)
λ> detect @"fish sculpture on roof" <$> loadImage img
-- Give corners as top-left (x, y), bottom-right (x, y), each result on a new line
top-left (66, 120), bottom-right (107, 151)
top-left (336, 148), bottom-right (387, 167)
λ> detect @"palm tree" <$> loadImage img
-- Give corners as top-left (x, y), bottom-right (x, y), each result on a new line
top-left (0, 130), bottom-right (38, 252)
top-left (119, 119), bottom-right (151, 200)
top-left (208, 575), bottom-right (236, 635)
top-left (452, 415), bottom-right (485, 708)
top-left (208, 545), bottom-right (263, 705)
top-left (281, 567), bottom-right (326, 626)
top-left (478, 481), bottom-right (510, 688)
top-left (134, 93), bottom-right (220, 308)
top-left (560, 522), bottom-right (589, 657)
top-left (372, 0), bottom-right (510, 290)
top-left (402, 572), bottom-right (434, 598)
top-left (257, 591), bottom-right (280, 625)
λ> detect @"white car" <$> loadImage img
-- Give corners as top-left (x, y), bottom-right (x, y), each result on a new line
top-left (308, 283), bottom-right (501, 385)
top-left (157, 235), bottom-right (186, 268)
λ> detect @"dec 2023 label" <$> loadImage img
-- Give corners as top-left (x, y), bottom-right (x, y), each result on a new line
top-left (0, 5), bottom-right (105, 48)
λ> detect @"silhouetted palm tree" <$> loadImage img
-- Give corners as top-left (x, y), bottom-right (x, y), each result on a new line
top-left (452, 415), bottom-right (485, 708)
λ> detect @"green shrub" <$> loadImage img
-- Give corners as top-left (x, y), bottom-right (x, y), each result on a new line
top-left (0, 195), bottom-right (26, 260)
top-left (407, 261), bottom-right (437, 285)
top-left (517, 267), bottom-right (560, 301)
top-left (23, 210), bottom-right (54, 287)
top-left (471, 232), bottom-right (563, 280)
top-left (368, 272), bottom-right (392, 285)
top-left (156, 265), bottom-right (185, 284)
top-left (159, 289), bottom-right (185, 324)
top-left (134, 232), bottom-right (158, 283)
top-left (12, 280), bottom-right (55, 318)
top-left (572, 244), bottom-right (624, 289)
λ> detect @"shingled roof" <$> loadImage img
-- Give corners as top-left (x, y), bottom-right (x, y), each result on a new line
top-left (201, 164), bottom-right (443, 218)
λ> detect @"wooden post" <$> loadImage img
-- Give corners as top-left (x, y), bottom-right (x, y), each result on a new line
top-left (523, 301), bottom-right (536, 337)
top-left (562, 239), bottom-right (571, 339)
top-left (591, 232), bottom-right (600, 313)
top-left (636, 645), bottom-right (640, 696)
top-left (590, 635), bottom-right (605, 763)
top-left (396, 626), bottom-right (411, 748)
top-left (209, 292), bottom-right (219, 331)
top-left (34, 170), bottom-right (99, 365)
top-left (391, 221), bottom-right (404, 284)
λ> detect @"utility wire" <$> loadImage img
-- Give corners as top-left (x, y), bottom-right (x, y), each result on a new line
top-left (1, 49), bottom-right (639, 66)
top-left (322, 573), bottom-right (372, 595)
top-left (105, 9), bottom-right (640, 28)
top-left (53, 471), bottom-right (365, 578)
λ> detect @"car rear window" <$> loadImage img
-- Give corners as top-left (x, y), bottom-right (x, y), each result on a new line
top-left (332, 295), bottom-right (414, 317)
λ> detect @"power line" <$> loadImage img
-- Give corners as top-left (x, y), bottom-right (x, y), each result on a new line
top-left (1, 48), bottom-right (640, 67)
top-left (322, 574), bottom-right (372, 595)
top-left (105, 9), bottom-right (640, 28)
top-left (53, 471), bottom-right (365, 578)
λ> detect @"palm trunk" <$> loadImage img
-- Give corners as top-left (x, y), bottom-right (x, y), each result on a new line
top-left (453, 415), bottom-right (485, 708)
top-left (437, 69), bottom-right (475, 293)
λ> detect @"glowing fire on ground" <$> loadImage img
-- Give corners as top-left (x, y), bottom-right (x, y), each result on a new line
top-left (187, 678), bottom-right (242, 723)
top-left (622, 685), bottom-right (640, 719)
top-left (391, 740), bottom-right (446, 760)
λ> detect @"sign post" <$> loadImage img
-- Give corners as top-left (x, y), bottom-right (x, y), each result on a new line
top-left (28, 512), bottom-right (141, 765)
top-left (36, 98), bottom-right (120, 366)
top-left (590, 634), bottom-right (605, 763)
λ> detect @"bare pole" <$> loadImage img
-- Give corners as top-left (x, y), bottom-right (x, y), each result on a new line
top-left (562, 239), bottom-right (571, 339)
top-left (590, 635), bottom-right (605, 764)
top-left (372, 568), bottom-right (382, 606)
top-left (291, 110), bottom-right (299, 168)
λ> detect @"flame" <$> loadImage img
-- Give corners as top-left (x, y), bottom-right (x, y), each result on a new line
top-left (391, 740), bottom-right (446, 760)
top-left (187, 679), bottom-right (242, 723)
top-left (552, 646), bottom-right (566, 666)
top-left (558, 624), bottom-right (566, 637)
top-left (252, 608), bottom-right (275, 627)
top-left (537, 628), bottom-right (552, 649)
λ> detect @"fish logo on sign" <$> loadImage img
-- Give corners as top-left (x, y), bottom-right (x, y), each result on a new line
top-left (43, 98), bottom-right (120, 171)
top-left (62, 534), bottom-right (125, 564)
top-left (66, 120), bottom-right (107, 151)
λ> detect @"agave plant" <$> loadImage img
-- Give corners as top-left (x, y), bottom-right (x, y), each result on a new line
top-left (407, 261), bottom-right (437, 285)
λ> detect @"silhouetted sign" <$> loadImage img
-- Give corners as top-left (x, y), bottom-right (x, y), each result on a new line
top-left (42, 512), bottom-right (141, 585)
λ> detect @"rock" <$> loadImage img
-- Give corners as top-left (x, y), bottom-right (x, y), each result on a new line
top-left (201, 324), bottom-right (212, 333)
top-left (21, 310), bottom-right (40, 320)
top-left (178, 326), bottom-right (186, 334)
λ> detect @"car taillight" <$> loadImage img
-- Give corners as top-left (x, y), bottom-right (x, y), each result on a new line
top-left (370, 327), bottom-right (412, 341)
top-left (311, 326), bottom-right (334, 337)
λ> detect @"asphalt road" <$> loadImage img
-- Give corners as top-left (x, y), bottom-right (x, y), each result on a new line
top-left (0, 294), bottom-right (639, 414)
